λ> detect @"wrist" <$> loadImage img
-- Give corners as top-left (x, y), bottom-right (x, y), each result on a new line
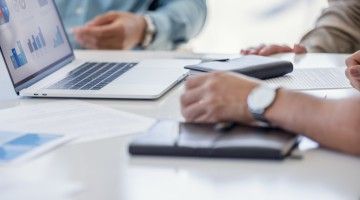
top-left (247, 85), bottom-right (281, 126)
top-left (135, 15), bottom-right (147, 47)
top-left (264, 88), bottom-right (288, 127)
top-left (141, 15), bottom-right (156, 48)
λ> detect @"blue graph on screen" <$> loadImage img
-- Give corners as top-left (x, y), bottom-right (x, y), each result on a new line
top-left (0, 0), bottom-right (10, 25)
top-left (27, 27), bottom-right (46, 53)
top-left (10, 41), bottom-right (28, 69)
top-left (53, 26), bottom-right (64, 48)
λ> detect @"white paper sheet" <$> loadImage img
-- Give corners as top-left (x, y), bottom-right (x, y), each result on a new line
top-left (0, 131), bottom-right (73, 165)
top-left (0, 101), bottom-right (156, 143)
top-left (265, 68), bottom-right (352, 90)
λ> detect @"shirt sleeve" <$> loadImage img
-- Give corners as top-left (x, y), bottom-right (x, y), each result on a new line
top-left (300, 0), bottom-right (360, 53)
top-left (145, 0), bottom-right (207, 50)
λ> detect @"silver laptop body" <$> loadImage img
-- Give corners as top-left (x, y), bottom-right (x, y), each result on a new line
top-left (0, 0), bottom-right (199, 99)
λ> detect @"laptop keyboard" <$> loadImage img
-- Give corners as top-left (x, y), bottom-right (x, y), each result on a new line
top-left (49, 62), bottom-right (137, 90)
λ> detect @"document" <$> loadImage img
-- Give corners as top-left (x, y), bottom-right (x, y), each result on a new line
top-left (265, 67), bottom-right (352, 90)
top-left (0, 131), bottom-right (72, 165)
top-left (0, 101), bottom-right (156, 143)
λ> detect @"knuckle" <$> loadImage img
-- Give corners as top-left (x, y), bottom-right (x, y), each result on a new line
top-left (180, 93), bottom-right (189, 105)
top-left (182, 109), bottom-right (192, 120)
top-left (206, 78), bottom-right (221, 92)
top-left (206, 100), bottom-right (222, 115)
top-left (345, 57), bottom-right (352, 67)
top-left (345, 68), bottom-right (350, 78)
top-left (211, 71), bottom-right (223, 78)
top-left (206, 94), bottom-right (218, 105)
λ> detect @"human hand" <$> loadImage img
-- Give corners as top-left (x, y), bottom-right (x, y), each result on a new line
top-left (181, 72), bottom-right (260, 124)
top-left (345, 50), bottom-right (360, 91)
top-left (73, 11), bottom-right (146, 50)
top-left (241, 44), bottom-right (307, 56)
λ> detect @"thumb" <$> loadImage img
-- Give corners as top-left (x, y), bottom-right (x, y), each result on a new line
top-left (86, 11), bottom-right (119, 27)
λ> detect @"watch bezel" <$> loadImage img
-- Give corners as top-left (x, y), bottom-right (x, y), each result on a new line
top-left (247, 85), bottom-right (279, 123)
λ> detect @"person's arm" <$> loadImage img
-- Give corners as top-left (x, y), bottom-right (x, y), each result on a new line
top-left (300, 0), bottom-right (360, 53)
top-left (266, 89), bottom-right (360, 155)
top-left (181, 72), bottom-right (360, 156)
top-left (146, 0), bottom-right (207, 50)
top-left (241, 1), bottom-right (360, 56)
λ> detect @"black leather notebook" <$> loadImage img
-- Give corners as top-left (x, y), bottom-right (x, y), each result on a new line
top-left (185, 55), bottom-right (293, 79)
top-left (129, 121), bottom-right (299, 160)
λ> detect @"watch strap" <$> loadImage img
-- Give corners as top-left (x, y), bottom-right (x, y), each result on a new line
top-left (142, 15), bottom-right (156, 48)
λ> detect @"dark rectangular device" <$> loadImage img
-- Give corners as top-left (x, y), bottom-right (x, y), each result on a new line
top-left (129, 121), bottom-right (299, 160)
top-left (185, 55), bottom-right (293, 79)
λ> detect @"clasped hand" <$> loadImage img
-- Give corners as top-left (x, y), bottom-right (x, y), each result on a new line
top-left (72, 12), bottom-right (146, 50)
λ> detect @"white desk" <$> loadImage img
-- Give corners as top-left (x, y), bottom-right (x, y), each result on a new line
top-left (0, 51), bottom-right (359, 200)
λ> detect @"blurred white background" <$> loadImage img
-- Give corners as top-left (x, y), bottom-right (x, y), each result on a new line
top-left (190, 0), bottom-right (328, 54)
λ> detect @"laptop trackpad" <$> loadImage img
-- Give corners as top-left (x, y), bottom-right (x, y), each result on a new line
top-left (102, 64), bottom-right (188, 96)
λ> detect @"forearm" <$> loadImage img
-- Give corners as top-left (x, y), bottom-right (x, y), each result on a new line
top-left (265, 89), bottom-right (360, 155)
top-left (300, 27), bottom-right (360, 53)
top-left (146, 0), bottom-right (207, 50)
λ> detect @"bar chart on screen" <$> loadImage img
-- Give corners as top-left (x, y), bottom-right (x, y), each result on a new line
top-left (10, 41), bottom-right (28, 69)
top-left (27, 27), bottom-right (46, 54)
top-left (53, 26), bottom-right (64, 48)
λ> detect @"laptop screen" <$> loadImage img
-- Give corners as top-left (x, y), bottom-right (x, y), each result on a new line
top-left (0, 0), bottom-right (73, 92)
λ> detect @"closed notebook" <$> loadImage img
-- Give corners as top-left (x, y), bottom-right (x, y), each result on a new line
top-left (129, 121), bottom-right (299, 160)
top-left (185, 55), bottom-right (293, 79)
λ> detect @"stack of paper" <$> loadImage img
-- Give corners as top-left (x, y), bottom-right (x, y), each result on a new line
top-left (0, 101), bottom-right (156, 143)
top-left (265, 67), bottom-right (352, 90)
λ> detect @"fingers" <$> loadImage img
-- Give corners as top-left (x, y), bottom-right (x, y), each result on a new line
top-left (241, 44), bottom-right (265, 55)
top-left (258, 44), bottom-right (292, 56)
top-left (293, 44), bottom-right (307, 54)
top-left (346, 51), bottom-right (360, 68)
top-left (74, 23), bottom-right (120, 39)
top-left (181, 100), bottom-right (208, 122)
top-left (181, 86), bottom-right (206, 107)
top-left (185, 74), bottom-right (209, 90)
top-left (350, 65), bottom-right (360, 78)
top-left (86, 11), bottom-right (119, 26)
top-left (241, 44), bottom-right (307, 56)
top-left (74, 22), bottom-right (125, 49)
top-left (345, 67), bottom-right (351, 79)
top-left (346, 66), bottom-right (360, 91)
top-left (346, 65), bottom-right (360, 80)
top-left (76, 36), bottom-right (123, 49)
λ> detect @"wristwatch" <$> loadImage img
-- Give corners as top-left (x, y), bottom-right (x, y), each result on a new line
top-left (247, 85), bottom-right (280, 125)
top-left (141, 15), bottom-right (157, 48)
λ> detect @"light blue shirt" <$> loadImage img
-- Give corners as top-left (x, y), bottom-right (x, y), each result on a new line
top-left (54, 0), bottom-right (207, 50)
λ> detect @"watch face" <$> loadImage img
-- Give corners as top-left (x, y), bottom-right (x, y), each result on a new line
top-left (248, 86), bottom-right (277, 112)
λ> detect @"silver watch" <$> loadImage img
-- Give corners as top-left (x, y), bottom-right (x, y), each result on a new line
top-left (141, 15), bottom-right (156, 48)
top-left (247, 85), bottom-right (279, 124)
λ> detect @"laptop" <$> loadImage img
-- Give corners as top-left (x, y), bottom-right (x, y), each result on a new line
top-left (0, 0), bottom-right (199, 99)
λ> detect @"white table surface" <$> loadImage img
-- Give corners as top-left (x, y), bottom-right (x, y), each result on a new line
top-left (0, 51), bottom-right (359, 200)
